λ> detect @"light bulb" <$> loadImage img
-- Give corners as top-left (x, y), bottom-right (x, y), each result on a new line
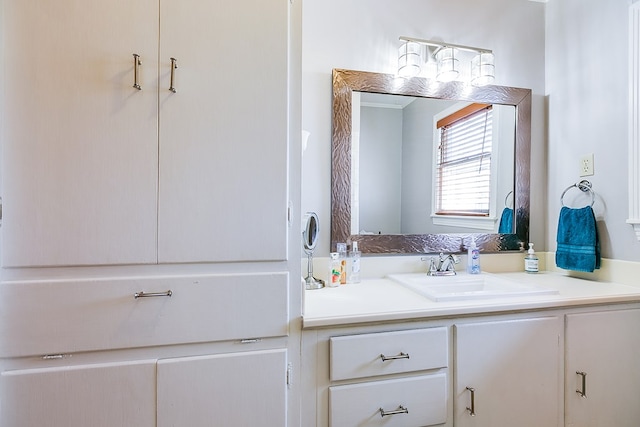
top-left (471, 52), bottom-right (495, 86)
top-left (436, 47), bottom-right (459, 82)
top-left (398, 41), bottom-right (422, 78)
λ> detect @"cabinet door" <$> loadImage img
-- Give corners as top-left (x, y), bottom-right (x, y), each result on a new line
top-left (454, 316), bottom-right (562, 427)
top-left (566, 309), bottom-right (640, 427)
top-left (2, 0), bottom-right (159, 267)
top-left (157, 0), bottom-right (289, 263)
top-left (157, 349), bottom-right (287, 426)
top-left (0, 360), bottom-right (156, 427)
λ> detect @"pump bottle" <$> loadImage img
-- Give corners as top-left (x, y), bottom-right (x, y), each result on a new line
top-left (348, 242), bottom-right (361, 283)
top-left (467, 237), bottom-right (481, 274)
top-left (525, 243), bottom-right (539, 273)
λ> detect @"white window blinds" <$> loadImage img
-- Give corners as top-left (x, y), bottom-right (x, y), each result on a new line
top-left (436, 105), bottom-right (493, 216)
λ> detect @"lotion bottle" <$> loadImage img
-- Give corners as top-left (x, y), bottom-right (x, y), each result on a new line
top-left (525, 243), bottom-right (539, 273)
top-left (467, 237), bottom-right (481, 274)
top-left (337, 243), bottom-right (347, 284)
top-left (348, 241), bottom-right (361, 284)
top-left (328, 252), bottom-right (341, 287)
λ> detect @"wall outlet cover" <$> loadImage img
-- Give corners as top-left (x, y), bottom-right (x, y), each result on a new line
top-left (580, 153), bottom-right (594, 177)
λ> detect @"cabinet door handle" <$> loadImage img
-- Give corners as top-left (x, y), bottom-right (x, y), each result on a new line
top-left (380, 352), bottom-right (410, 361)
top-left (576, 371), bottom-right (587, 398)
top-left (134, 290), bottom-right (173, 299)
top-left (133, 53), bottom-right (142, 90)
top-left (379, 405), bottom-right (408, 417)
top-left (466, 386), bottom-right (476, 416)
top-left (169, 57), bottom-right (178, 93)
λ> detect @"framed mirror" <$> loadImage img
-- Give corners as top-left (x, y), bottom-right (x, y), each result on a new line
top-left (331, 69), bottom-right (531, 254)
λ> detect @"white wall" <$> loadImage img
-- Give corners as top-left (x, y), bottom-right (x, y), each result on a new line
top-left (302, 0), bottom-right (546, 255)
top-left (546, 0), bottom-right (640, 261)
top-left (359, 106), bottom-right (403, 234)
top-left (401, 98), bottom-right (446, 234)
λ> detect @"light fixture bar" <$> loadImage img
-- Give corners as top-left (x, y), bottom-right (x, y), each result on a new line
top-left (399, 36), bottom-right (492, 54)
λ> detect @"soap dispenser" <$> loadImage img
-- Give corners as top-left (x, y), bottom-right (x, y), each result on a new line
top-left (525, 243), bottom-right (539, 273)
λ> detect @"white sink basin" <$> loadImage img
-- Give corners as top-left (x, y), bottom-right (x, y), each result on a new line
top-left (387, 273), bottom-right (559, 302)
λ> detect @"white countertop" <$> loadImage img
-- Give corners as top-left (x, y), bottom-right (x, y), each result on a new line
top-left (303, 271), bottom-right (640, 328)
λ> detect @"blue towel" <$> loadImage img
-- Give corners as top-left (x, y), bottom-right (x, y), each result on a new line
top-left (498, 207), bottom-right (514, 233)
top-left (556, 206), bottom-right (600, 272)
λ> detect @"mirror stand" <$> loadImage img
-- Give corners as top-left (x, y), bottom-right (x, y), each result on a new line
top-left (303, 212), bottom-right (325, 290)
top-left (304, 251), bottom-right (324, 290)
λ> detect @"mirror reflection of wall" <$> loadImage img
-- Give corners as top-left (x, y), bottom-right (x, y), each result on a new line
top-left (353, 93), bottom-right (515, 236)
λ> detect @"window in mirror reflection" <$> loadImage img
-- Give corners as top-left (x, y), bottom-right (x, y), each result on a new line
top-left (435, 103), bottom-right (493, 216)
top-left (354, 93), bottom-right (516, 235)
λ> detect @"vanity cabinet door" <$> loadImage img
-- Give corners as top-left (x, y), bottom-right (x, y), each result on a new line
top-left (156, 0), bottom-right (289, 263)
top-left (454, 316), bottom-right (562, 427)
top-left (2, 0), bottom-right (159, 267)
top-left (0, 360), bottom-right (156, 427)
top-left (157, 349), bottom-right (287, 426)
top-left (565, 308), bottom-right (640, 427)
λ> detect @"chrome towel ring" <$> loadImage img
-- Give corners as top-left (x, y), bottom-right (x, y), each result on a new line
top-left (504, 190), bottom-right (514, 208)
top-left (560, 180), bottom-right (595, 207)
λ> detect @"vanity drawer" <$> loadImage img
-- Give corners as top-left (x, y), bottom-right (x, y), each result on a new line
top-left (330, 328), bottom-right (448, 381)
top-left (0, 272), bottom-right (289, 358)
top-left (329, 374), bottom-right (447, 427)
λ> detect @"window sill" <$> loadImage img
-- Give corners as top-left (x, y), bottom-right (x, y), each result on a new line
top-left (431, 215), bottom-right (496, 231)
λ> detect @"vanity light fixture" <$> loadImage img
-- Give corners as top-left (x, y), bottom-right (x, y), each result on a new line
top-left (398, 36), bottom-right (495, 86)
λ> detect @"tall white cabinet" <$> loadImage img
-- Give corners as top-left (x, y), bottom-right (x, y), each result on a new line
top-left (2, 0), bottom-right (289, 267)
top-left (0, 0), bottom-right (300, 425)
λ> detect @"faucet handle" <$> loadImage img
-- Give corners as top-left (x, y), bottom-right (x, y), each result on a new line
top-left (421, 256), bottom-right (438, 274)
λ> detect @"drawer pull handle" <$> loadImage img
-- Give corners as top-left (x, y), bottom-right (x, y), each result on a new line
top-left (42, 354), bottom-right (65, 360)
top-left (466, 386), bottom-right (476, 416)
top-left (379, 405), bottom-right (408, 417)
top-left (576, 371), bottom-right (587, 398)
top-left (134, 290), bottom-right (173, 299)
top-left (380, 352), bottom-right (410, 361)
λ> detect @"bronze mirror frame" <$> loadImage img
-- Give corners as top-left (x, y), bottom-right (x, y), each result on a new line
top-left (331, 68), bottom-right (532, 254)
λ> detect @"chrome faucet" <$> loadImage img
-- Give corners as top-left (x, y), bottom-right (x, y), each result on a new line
top-left (426, 253), bottom-right (460, 276)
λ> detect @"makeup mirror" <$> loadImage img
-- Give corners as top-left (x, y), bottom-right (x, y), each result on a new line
top-left (303, 212), bottom-right (324, 289)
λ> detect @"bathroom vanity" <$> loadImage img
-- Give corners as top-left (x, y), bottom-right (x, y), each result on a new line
top-left (302, 273), bottom-right (640, 427)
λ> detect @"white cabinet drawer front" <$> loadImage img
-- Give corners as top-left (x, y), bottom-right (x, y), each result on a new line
top-left (0, 272), bottom-right (288, 357)
top-left (329, 374), bottom-right (447, 427)
top-left (330, 328), bottom-right (448, 381)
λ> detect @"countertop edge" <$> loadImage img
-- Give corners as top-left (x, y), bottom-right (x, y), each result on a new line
top-left (302, 272), bottom-right (640, 329)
